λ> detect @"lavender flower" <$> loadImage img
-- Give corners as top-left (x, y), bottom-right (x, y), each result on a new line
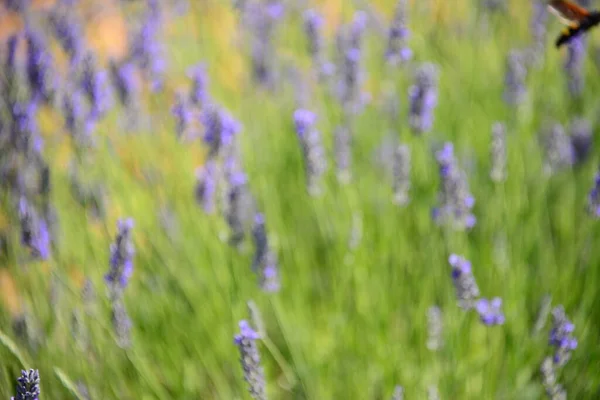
top-left (529, 1), bottom-right (548, 66)
top-left (234, 320), bottom-right (267, 400)
top-left (448, 254), bottom-right (480, 310)
top-left (569, 117), bottom-right (592, 165)
top-left (251, 214), bottom-right (280, 292)
top-left (293, 109), bottom-right (327, 196)
top-left (105, 218), bottom-right (135, 289)
top-left (245, 1), bottom-right (284, 90)
top-left (63, 87), bottom-right (95, 149)
top-left (348, 11), bottom-right (368, 51)
top-left (131, 6), bottom-right (166, 91)
top-left (11, 101), bottom-right (42, 156)
top-left (392, 144), bottom-right (411, 205)
top-left (195, 161), bottom-right (218, 213)
top-left (201, 106), bottom-right (242, 158)
top-left (542, 123), bottom-right (574, 175)
top-left (25, 29), bottom-right (54, 103)
top-left (409, 63), bottom-right (438, 134)
top-left (503, 49), bottom-right (527, 106)
top-left (111, 60), bottom-right (139, 108)
top-left (334, 125), bottom-right (352, 184)
top-left (385, 0), bottom-right (412, 65)
top-left (172, 91), bottom-right (194, 140)
top-left (49, 10), bottom-right (85, 64)
top-left (426, 305), bottom-right (443, 351)
top-left (433, 143), bottom-right (476, 230)
top-left (475, 297), bottom-right (505, 326)
top-left (11, 369), bottom-right (40, 400)
top-left (111, 297), bottom-right (132, 349)
top-left (587, 166), bottom-right (600, 217)
top-left (303, 9), bottom-right (333, 79)
top-left (391, 385), bottom-right (404, 400)
top-left (18, 197), bottom-right (50, 260)
top-left (540, 357), bottom-right (567, 400)
top-left (549, 306), bottom-right (577, 367)
top-left (188, 63), bottom-right (209, 107)
top-left (225, 171), bottom-right (251, 246)
top-left (564, 36), bottom-right (585, 97)
top-left (490, 122), bottom-right (507, 182)
top-left (81, 53), bottom-right (112, 119)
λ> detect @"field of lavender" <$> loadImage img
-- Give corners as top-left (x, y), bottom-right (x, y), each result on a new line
top-left (1, 0), bottom-right (600, 399)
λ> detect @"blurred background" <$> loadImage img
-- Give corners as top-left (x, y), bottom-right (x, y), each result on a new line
top-left (0, 0), bottom-right (599, 399)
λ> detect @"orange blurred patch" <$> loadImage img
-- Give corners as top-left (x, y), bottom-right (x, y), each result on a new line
top-left (321, 0), bottom-right (343, 37)
top-left (85, 6), bottom-right (129, 62)
top-left (0, 270), bottom-right (21, 315)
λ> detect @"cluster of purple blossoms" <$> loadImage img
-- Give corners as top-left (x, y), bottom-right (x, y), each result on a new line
top-left (25, 29), bottom-right (55, 104)
top-left (195, 160), bottom-right (218, 214)
top-left (18, 197), bottom-right (50, 260)
top-left (385, 0), bottom-right (412, 65)
top-left (433, 143), bottom-right (476, 230)
top-left (564, 36), bottom-right (585, 98)
top-left (10, 101), bottom-right (43, 156)
top-left (540, 356), bottom-right (567, 399)
top-left (201, 106), bottom-right (242, 159)
top-left (303, 9), bottom-right (334, 80)
top-left (569, 118), bottom-right (592, 165)
top-left (391, 385), bottom-right (404, 400)
top-left (131, 3), bottom-right (166, 91)
top-left (542, 123), bottom-right (574, 175)
top-left (293, 109), bottom-right (327, 196)
top-left (49, 7), bottom-right (85, 66)
top-left (490, 122), bottom-right (507, 182)
top-left (448, 254), bottom-right (480, 310)
top-left (225, 170), bottom-right (252, 246)
top-left (242, 0), bottom-right (285, 90)
top-left (251, 214), bottom-right (280, 293)
top-left (408, 63), bottom-right (438, 134)
top-left (234, 320), bottom-right (267, 400)
top-left (105, 218), bottom-right (135, 289)
top-left (392, 144), bottom-right (411, 205)
top-left (188, 63), bottom-right (210, 108)
top-left (11, 369), bottom-right (40, 400)
top-left (172, 91), bottom-right (195, 140)
top-left (63, 86), bottom-right (95, 149)
top-left (549, 306), bottom-right (578, 367)
top-left (81, 53), bottom-right (113, 120)
top-left (111, 60), bottom-right (139, 109)
top-left (475, 297), bottom-right (506, 326)
top-left (503, 49), bottom-right (527, 106)
top-left (529, 1), bottom-right (548, 67)
top-left (587, 166), bottom-right (600, 217)
top-left (448, 255), bottom-right (505, 325)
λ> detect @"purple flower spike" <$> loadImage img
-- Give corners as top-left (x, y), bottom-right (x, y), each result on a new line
top-left (293, 109), bottom-right (317, 137)
top-left (195, 161), bottom-right (217, 214)
top-left (549, 306), bottom-right (577, 367)
top-left (201, 106), bottom-right (242, 158)
top-left (433, 143), bottom-right (476, 230)
top-left (475, 297), bottom-right (505, 326)
top-left (234, 320), bottom-right (267, 400)
top-left (386, 0), bottom-right (412, 65)
top-left (408, 63), bottom-right (438, 134)
top-left (172, 91), bottom-right (194, 140)
top-left (448, 254), bottom-right (480, 310)
top-left (293, 109), bottom-right (326, 196)
top-left (587, 166), bottom-right (600, 217)
top-left (81, 53), bottom-right (113, 119)
top-left (251, 213), bottom-right (280, 293)
top-left (50, 10), bottom-right (85, 64)
top-left (25, 29), bottom-right (54, 103)
top-left (188, 63), bottom-right (209, 107)
top-left (105, 218), bottom-right (135, 290)
top-left (564, 36), bottom-right (585, 97)
top-left (12, 369), bottom-right (40, 400)
top-left (18, 197), bottom-right (50, 260)
top-left (503, 49), bottom-right (527, 106)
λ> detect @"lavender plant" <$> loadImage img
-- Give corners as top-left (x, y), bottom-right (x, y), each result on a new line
top-left (385, 0), bottom-right (412, 65)
top-left (234, 320), bottom-right (267, 400)
top-left (408, 63), bottom-right (438, 134)
top-left (11, 369), bottom-right (40, 400)
top-left (293, 109), bottom-right (327, 196)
